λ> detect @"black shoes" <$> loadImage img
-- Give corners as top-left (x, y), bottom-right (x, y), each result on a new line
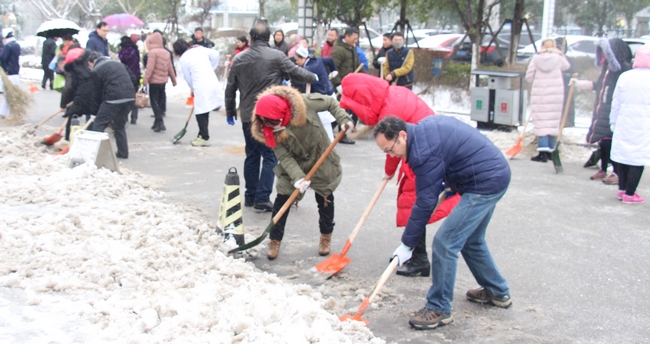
top-left (396, 256), bottom-right (431, 277)
top-left (116, 152), bottom-right (128, 159)
top-left (244, 199), bottom-right (254, 207)
top-left (254, 201), bottom-right (273, 212)
top-left (340, 134), bottom-right (355, 144)
top-left (531, 152), bottom-right (550, 163)
top-left (152, 122), bottom-right (166, 132)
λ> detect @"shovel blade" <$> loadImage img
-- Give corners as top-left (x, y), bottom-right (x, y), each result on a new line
top-left (339, 313), bottom-right (369, 326)
top-left (172, 127), bottom-right (187, 144)
top-left (43, 133), bottom-right (62, 146)
top-left (505, 138), bottom-right (523, 159)
top-left (311, 253), bottom-right (351, 278)
top-left (552, 144), bottom-right (563, 173)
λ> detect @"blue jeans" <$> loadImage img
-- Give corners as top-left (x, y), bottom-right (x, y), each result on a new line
top-left (537, 135), bottom-right (556, 151)
top-left (426, 188), bottom-right (509, 314)
top-left (242, 121), bottom-right (277, 203)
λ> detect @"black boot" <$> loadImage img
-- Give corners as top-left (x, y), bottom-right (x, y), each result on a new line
top-left (531, 152), bottom-right (548, 163)
top-left (396, 254), bottom-right (430, 277)
top-left (131, 113), bottom-right (137, 125)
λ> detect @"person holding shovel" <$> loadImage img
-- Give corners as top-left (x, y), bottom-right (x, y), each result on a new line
top-left (250, 85), bottom-right (354, 260)
top-left (373, 115), bottom-right (511, 330)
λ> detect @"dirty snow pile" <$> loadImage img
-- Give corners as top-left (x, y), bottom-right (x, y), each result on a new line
top-left (0, 125), bottom-right (383, 343)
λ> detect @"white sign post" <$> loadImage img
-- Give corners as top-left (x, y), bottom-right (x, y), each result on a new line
top-left (67, 130), bottom-right (120, 172)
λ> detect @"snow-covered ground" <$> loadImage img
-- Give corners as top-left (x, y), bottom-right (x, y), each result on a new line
top-left (0, 125), bottom-right (383, 343)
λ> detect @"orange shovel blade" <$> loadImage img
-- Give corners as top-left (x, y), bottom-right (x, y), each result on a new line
top-left (340, 313), bottom-right (369, 325)
top-left (53, 145), bottom-right (69, 156)
top-left (312, 253), bottom-right (351, 277)
top-left (43, 133), bottom-right (62, 146)
top-left (505, 137), bottom-right (523, 158)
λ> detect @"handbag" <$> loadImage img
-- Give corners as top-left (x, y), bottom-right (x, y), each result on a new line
top-left (135, 86), bottom-right (149, 108)
top-left (53, 74), bottom-right (65, 92)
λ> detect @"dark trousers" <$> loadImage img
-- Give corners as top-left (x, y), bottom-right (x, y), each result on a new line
top-left (617, 164), bottom-right (644, 196)
top-left (42, 66), bottom-right (54, 89)
top-left (196, 112), bottom-right (209, 140)
top-left (130, 103), bottom-right (138, 122)
top-left (242, 122), bottom-right (277, 203)
top-left (149, 84), bottom-right (166, 125)
top-left (412, 228), bottom-right (428, 260)
top-left (599, 139), bottom-right (617, 173)
top-left (270, 193), bottom-right (335, 241)
top-left (90, 101), bottom-right (133, 158)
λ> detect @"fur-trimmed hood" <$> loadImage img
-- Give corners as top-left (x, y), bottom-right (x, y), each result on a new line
top-left (251, 85), bottom-right (308, 147)
top-left (596, 38), bottom-right (632, 72)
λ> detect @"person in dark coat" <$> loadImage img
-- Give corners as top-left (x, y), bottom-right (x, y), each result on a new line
top-left (189, 27), bottom-right (214, 48)
top-left (373, 115), bottom-right (511, 330)
top-left (372, 33), bottom-right (393, 70)
top-left (271, 30), bottom-right (289, 56)
top-left (86, 22), bottom-right (110, 56)
top-left (119, 36), bottom-right (141, 124)
top-left (60, 48), bottom-right (100, 140)
top-left (88, 53), bottom-right (138, 159)
top-left (41, 36), bottom-right (57, 90)
top-left (0, 31), bottom-right (20, 118)
top-left (293, 46), bottom-right (334, 95)
top-left (572, 38), bottom-right (633, 184)
top-left (225, 23), bottom-right (317, 212)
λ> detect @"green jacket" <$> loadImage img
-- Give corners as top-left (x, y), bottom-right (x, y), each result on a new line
top-left (250, 86), bottom-right (352, 198)
top-left (331, 39), bottom-right (363, 87)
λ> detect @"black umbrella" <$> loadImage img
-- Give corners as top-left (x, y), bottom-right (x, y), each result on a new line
top-left (36, 19), bottom-right (81, 38)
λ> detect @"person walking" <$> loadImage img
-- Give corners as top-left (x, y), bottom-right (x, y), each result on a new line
top-left (331, 26), bottom-right (363, 144)
top-left (340, 73), bottom-right (460, 277)
top-left (271, 30), bottom-right (289, 56)
top-left (320, 29), bottom-right (338, 58)
top-left (609, 44), bottom-right (650, 204)
top-left (372, 33), bottom-right (392, 70)
top-left (190, 27), bottom-right (214, 48)
top-left (174, 39), bottom-right (223, 147)
top-left (86, 22), bottom-right (110, 56)
top-left (250, 85), bottom-right (354, 259)
top-left (41, 36), bottom-right (57, 90)
top-left (383, 32), bottom-right (415, 89)
top-left (143, 32), bottom-right (177, 132)
top-left (525, 38), bottom-right (571, 162)
top-left (373, 115), bottom-right (512, 330)
top-left (571, 38), bottom-right (632, 184)
top-left (87, 52), bottom-right (138, 159)
top-left (118, 35), bottom-right (141, 124)
top-left (225, 23), bottom-right (317, 212)
top-left (0, 31), bottom-right (20, 119)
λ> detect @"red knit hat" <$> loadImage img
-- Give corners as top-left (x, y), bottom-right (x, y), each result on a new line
top-left (130, 33), bottom-right (139, 44)
top-left (255, 94), bottom-right (292, 148)
top-left (64, 48), bottom-right (85, 65)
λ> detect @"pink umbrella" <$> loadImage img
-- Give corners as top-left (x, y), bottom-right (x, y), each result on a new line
top-left (102, 13), bottom-right (144, 30)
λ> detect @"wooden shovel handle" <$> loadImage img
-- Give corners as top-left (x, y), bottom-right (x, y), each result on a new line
top-left (185, 107), bottom-right (194, 123)
top-left (368, 258), bottom-right (399, 304)
top-left (556, 73), bottom-right (578, 143)
top-left (354, 63), bottom-right (364, 73)
top-left (81, 117), bottom-right (94, 130)
top-left (347, 178), bottom-right (389, 246)
top-left (272, 130), bottom-right (347, 224)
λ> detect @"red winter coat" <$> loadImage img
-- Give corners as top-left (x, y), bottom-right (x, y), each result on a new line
top-left (340, 73), bottom-right (460, 227)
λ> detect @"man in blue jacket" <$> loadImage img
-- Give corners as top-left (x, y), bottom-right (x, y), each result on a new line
top-left (86, 21), bottom-right (110, 56)
top-left (293, 46), bottom-right (333, 95)
top-left (0, 31), bottom-right (21, 118)
top-left (373, 116), bottom-right (512, 330)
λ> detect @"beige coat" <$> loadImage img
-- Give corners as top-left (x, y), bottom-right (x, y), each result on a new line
top-left (525, 50), bottom-right (570, 136)
top-left (143, 32), bottom-right (176, 86)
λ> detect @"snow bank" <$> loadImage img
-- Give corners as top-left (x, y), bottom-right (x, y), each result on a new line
top-left (0, 125), bottom-right (383, 343)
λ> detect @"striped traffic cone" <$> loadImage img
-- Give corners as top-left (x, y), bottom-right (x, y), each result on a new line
top-left (217, 167), bottom-right (245, 247)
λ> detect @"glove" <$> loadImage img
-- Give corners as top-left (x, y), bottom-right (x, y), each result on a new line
top-left (336, 85), bottom-right (342, 94)
top-left (227, 114), bottom-right (236, 126)
top-left (328, 71), bottom-right (338, 80)
top-left (383, 172), bottom-right (394, 180)
top-left (392, 243), bottom-right (413, 266)
top-left (568, 78), bottom-right (578, 86)
top-left (342, 121), bottom-right (355, 133)
top-left (610, 125), bottom-right (615, 133)
top-left (313, 73), bottom-right (319, 82)
top-left (294, 178), bottom-right (311, 193)
top-left (377, 57), bottom-right (386, 64)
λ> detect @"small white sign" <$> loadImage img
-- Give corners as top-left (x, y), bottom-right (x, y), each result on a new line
top-left (67, 130), bottom-right (119, 172)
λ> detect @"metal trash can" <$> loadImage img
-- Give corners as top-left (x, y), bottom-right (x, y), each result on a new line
top-left (470, 70), bottom-right (526, 128)
top-left (433, 59), bottom-right (443, 76)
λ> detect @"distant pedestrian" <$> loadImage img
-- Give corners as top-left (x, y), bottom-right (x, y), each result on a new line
top-left (609, 44), bottom-right (650, 204)
top-left (0, 31), bottom-right (20, 119)
top-left (383, 32), bottom-right (414, 89)
top-left (287, 34), bottom-right (303, 58)
top-left (372, 33), bottom-right (392, 70)
top-left (86, 21), bottom-right (110, 56)
top-left (271, 30), bottom-right (289, 56)
top-left (173, 39), bottom-right (223, 147)
top-left (190, 27), bottom-right (214, 49)
top-left (144, 32), bottom-right (177, 133)
top-left (525, 38), bottom-right (570, 162)
top-left (41, 36), bottom-right (57, 90)
top-left (571, 38), bottom-right (632, 184)
top-left (320, 29), bottom-right (338, 58)
top-left (234, 35), bottom-right (249, 56)
top-left (119, 35), bottom-right (141, 124)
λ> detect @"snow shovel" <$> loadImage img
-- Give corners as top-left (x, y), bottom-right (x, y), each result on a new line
top-left (551, 73), bottom-right (578, 174)
top-left (42, 117), bottom-right (68, 146)
top-left (35, 108), bottom-right (66, 129)
top-left (340, 190), bottom-right (448, 325)
top-left (221, 54), bottom-right (231, 91)
top-left (228, 130), bottom-right (348, 255)
top-left (53, 117), bottom-right (94, 156)
top-left (172, 107), bottom-right (194, 144)
top-left (311, 178), bottom-right (389, 279)
top-left (505, 109), bottom-right (533, 159)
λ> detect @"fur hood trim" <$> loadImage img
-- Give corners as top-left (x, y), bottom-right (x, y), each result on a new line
top-left (251, 85), bottom-right (307, 146)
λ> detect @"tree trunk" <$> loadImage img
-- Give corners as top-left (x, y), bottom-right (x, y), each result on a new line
top-left (596, 1), bottom-right (607, 36)
top-left (399, 0), bottom-right (407, 33)
top-left (507, 0), bottom-right (524, 65)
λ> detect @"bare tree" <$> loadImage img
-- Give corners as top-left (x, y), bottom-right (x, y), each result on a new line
top-left (26, 0), bottom-right (78, 20)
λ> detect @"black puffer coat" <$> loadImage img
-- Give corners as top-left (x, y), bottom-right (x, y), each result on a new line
top-left (92, 56), bottom-right (137, 102)
top-left (62, 58), bottom-right (100, 116)
top-left (587, 38), bottom-right (632, 144)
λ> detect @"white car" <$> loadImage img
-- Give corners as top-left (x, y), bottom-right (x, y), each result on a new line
top-left (367, 31), bottom-right (429, 52)
top-left (518, 35), bottom-right (599, 61)
top-left (409, 33), bottom-right (463, 50)
top-left (623, 38), bottom-right (650, 58)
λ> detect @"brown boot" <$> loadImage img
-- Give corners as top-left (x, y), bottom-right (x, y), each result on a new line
top-left (267, 240), bottom-right (281, 260)
top-left (318, 234), bottom-right (332, 256)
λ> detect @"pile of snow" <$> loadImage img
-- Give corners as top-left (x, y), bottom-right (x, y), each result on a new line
top-left (0, 125), bottom-right (383, 343)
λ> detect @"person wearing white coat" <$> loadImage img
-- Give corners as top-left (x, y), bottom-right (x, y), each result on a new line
top-left (173, 39), bottom-right (224, 147)
top-left (609, 45), bottom-right (650, 204)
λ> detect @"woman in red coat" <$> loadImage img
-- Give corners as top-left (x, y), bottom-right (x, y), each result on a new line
top-left (340, 73), bottom-right (460, 277)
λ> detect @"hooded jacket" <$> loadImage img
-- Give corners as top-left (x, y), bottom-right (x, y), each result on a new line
top-left (86, 31), bottom-right (109, 57)
top-left (144, 33), bottom-right (177, 86)
top-left (339, 73), bottom-right (459, 227)
top-left (225, 40), bottom-right (317, 123)
top-left (92, 56), bottom-right (137, 102)
top-left (525, 49), bottom-right (571, 136)
top-left (0, 38), bottom-right (20, 75)
top-left (62, 55), bottom-right (100, 116)
top-left (250, 86), bottom-right (351, 198)
top-left (586, 38), bottom-right (632, 144)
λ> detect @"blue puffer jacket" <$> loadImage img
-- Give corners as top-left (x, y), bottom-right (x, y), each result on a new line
top-left (295, 58), bottom-right (333, 95)
top-left (402, 116), bottom-right (511, 248)
top-left (86, 31), bottom-right (109, 57)
top-left (0, 39), bottom-right (21, 75)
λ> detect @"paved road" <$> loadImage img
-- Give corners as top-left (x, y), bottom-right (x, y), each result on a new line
top-left (26, 89), bottom-right (650, 343)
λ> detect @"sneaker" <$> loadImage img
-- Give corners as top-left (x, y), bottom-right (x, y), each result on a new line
top-left (408, 307), bottom-right (453, 330)
top-left (191, 137), bottom-right (211, 147)
top-left (602, 173), bottom-right (619, 185)
top-left (267, 240), bottom-right (281, 259)
top-left (254, 201), bottom-right (274, 212)
top-left (590, 170), bottom-right (607, 180)
top-left (318, 233), bottom-right (332, 256)
top-left (617, 190), bottom-right (625, 200)
top-left (622, 193), bottom-right (645, 204)
top-left (466, 287), bottom-right (512, 308)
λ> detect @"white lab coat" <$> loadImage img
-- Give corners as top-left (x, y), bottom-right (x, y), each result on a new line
top-left (178, 46), bottom-right (224, 114)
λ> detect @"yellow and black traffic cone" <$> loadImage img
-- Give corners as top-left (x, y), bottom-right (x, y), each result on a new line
top-left (217, 167), bottom-right (245, 247)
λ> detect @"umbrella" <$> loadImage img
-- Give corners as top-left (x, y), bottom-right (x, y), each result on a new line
top-left (103, 13), bottom-right (144, 30)
top-left (36, 19), bottom-right (81, 38)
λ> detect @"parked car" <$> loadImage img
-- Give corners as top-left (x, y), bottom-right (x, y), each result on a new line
top-left (409, 33), bottom-right (463, 59)
top-left (367, 30), bottom-right (429, 52)
top-left (518, 35), bottom-right (599, 62)
top-left (623, 38), bottom-right (650, 58)
top-left (453, 30), bottom-right (541, 66)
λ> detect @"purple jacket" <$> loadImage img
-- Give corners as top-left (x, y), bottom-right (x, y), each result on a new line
top-left (119, 44), bottom-right (141, 81)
